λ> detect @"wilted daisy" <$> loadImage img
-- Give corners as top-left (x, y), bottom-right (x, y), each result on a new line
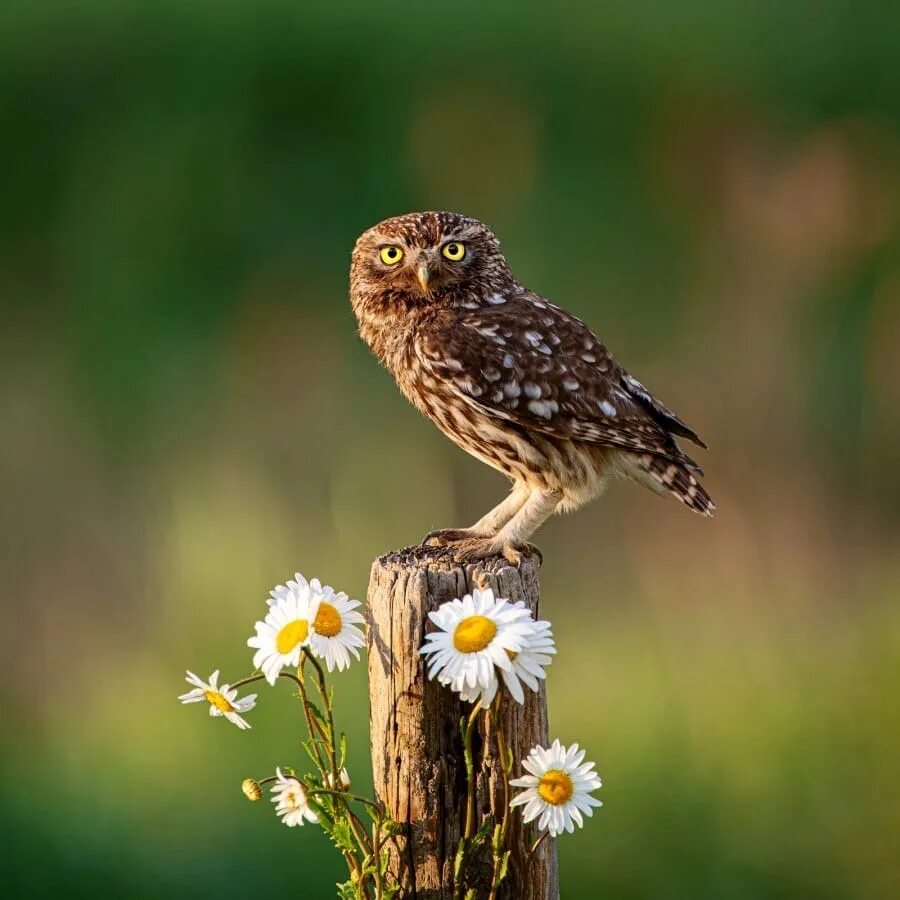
top-left (271, 767), bottom-right (318, 827)
top-left (456, 608), bottom-right (556, 706)
top-left (510, 739), bottom-right (602, 837)
top-left (307, 579), bottom-right (366, 673)
top-left (248, 573), bottom-right (321, 684)
top-left (178, 670), bottom-right (257, 730)
top-left (420, 587), bottom-right (535, 705)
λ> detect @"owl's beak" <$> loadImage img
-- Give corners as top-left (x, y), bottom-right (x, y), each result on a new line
top-left (416, 262), bottom-right (433, 293)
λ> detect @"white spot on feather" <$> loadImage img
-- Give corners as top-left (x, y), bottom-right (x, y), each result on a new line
top-left (487, 292), bottom-right (507, 305)
top-left (527, 400), bottom-right (554, 419)
top-left (599, 400), bottom-right (617, 416)
top-left (523, 382), bottom-right (542, 399)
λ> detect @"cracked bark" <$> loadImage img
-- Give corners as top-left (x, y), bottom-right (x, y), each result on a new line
top-left (367, 546), bottom-right (559, 899)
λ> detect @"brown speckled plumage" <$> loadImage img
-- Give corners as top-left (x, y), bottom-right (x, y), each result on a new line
top-left (349, 211), bottom-right (713, 563)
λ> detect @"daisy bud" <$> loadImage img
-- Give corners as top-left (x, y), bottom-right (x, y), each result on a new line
top-left (242, 778), bottom-right (262, 802)
top-left (327, 767), bottom-right (351, 791)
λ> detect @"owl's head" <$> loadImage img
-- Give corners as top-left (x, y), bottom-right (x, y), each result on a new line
top-left (350, 211), bottom-right (511, 307)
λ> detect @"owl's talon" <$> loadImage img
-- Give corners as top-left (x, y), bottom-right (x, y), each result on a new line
top-left (447, 538), bottom-right (542, 567)
top-left (521, 542), bottom-right (543, 566)
top-left (501, 542), bottom-right (542, 567)
top-left (422, 528), bottom-right (475, 547)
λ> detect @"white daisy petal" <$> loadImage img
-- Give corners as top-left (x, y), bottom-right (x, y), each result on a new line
top-left (509, 739), bottom-right (602, 838)
top-left (247, 575), bottom-right (321, 683)
top-left (270, 769), bottom-right (318, 827)
top-left (178, 670), bottom-right (256, 730)
top-left (420, 591), bottom-right (553, 707)
top-left (307, 588), bottom-right (367, 673)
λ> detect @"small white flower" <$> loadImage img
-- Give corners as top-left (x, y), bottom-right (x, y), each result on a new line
top-left (178, 670), bottom-right (257, 730)
top-left (456, 607), bottom-right (555, 705)
top-left (271, 767), bottom-right (319, 827)
top-left (307, 579), bottom-right (366, 673)
top-left (248, 573), bottom-right (320, 685)
top-left (510, 739), bottom-right (602, 837)
top-left (326, 767), bottom-right (352, 791)
top-left (420, 587), bottom-right (535, 706)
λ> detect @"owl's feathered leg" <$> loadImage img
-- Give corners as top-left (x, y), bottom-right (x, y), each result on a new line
top-left (450, 488), bottom-right (561, 566)
top-left (423, 484), bottom-right (530, 546)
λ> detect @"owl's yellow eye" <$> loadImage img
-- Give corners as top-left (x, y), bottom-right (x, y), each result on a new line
top-left (379, 246), bottom-right (404, 265)
top-left (442, 241), bottom-right (466, 261)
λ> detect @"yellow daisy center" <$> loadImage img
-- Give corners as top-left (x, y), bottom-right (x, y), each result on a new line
top-left (276, 618), bottom-right (309, 654)
top-left (313, 601), bottom-right (343, 637)
top-left (453, 615), bottom-right (497, 653)
top-left (538, 769), bottom-right (573, 806)
top-left (204, 690), bottom-right (235, 713)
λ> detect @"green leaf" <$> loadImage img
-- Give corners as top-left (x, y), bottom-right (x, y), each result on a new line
top-left (339, 732), bottom-right (348, 769)
top-left (329, 817), bottom-right (356, 852)
top-left (380, 818), bottom-right (407, 837)
top-left (454, 840), bottom-right (467, 880)
top-left (471, 818), bottom-right (492, 849)
top-left (495, 851), bottom-right (511, 886)
top-left (306, 699), bottom-right (329, 733)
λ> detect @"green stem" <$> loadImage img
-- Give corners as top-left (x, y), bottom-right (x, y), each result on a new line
top-left (372, 820), bottom-right (385, 900)
top-left (307, 788), bottom-right (382, 816)
top-left (300, 653), bottom-right (375, 882)
top-left (229, 672), bottom-right (266, 690)
top-left (454, 702), bottom-right (484, 900)
top-left (530, 829), bottom-right (550, 855)
top-left (304, 652), bottom-right (341, 781)
top-left (463, 702), bottom-right (482, 840)
top-left (488, 697), bottom-right (511, 900)
top-left (293, 665), bottom-right (330, 772)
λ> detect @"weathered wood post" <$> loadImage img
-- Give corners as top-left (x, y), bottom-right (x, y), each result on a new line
top-left (367, 546), bottom-right (559, 899)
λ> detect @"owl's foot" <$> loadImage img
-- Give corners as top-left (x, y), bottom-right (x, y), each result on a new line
top-left (422, 527), bottom-right (479, 547)
top-left (443, 537), bottom-right (542, 567)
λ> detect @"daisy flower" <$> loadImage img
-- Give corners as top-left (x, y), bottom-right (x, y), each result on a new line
top-left (510, 739), bottom-right (603, 837)
top-left (178, 670), bottom-right (257, 730)
top-left (307, 579), bottom-right (366, 673)
top-left (271, 767), bottom-right (318, 827)
top-left (248, 573), bottom-right (320, 684)
top-left (420, 587), bottom-right (535, 706)
top-left (456, 608), bottom-right (556, 705)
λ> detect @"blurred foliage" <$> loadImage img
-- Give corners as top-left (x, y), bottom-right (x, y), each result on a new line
top-left (2, 1), bottom-right (899, 898)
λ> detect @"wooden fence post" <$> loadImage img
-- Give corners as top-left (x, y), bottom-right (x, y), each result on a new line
top-left (367, 546), bottom-right (559, 899)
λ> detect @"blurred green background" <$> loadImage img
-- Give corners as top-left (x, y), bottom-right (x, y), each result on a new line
top-left (2, 1), bottom-right (900, 897)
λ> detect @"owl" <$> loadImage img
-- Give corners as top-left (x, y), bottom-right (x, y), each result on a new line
top-left (349, 211), bottom-right (714, 565)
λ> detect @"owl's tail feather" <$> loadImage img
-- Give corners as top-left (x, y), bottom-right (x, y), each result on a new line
top-left (627, 452), bottom-right (715, 517)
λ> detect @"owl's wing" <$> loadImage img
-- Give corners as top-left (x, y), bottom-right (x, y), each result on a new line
top-left (417, 293), bottom-right (706, 461)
